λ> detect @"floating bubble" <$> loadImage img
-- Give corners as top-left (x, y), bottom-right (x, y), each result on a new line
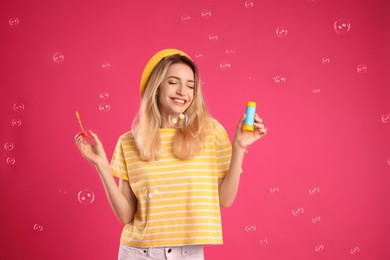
top-left (99, 92), bottom-right (110, 100)
top-left (334, 18), bottom-right (351, 35)
top-left (13, 103), bottom-right (25, 112)
top-left (219, 62), bottom-right (231, 71)
top-left (381, 114), bottom-right (390, 124)
top-left (208, 34), bottom-right (218, 42)
top-left (33, 224), bottom-right (44, 232)
top-left (181, 14), bottom-right (190, 23)
top-left (6, 157), bottom-right (16, 165)
top-left (350, 246), bottom-right (360, 255)
top-left (312, 216), bottom-right (321, 224)
top-left (292, 207), bottom-right (304, 216)
top-left (387, 157), bottom-right (390, 166)
top-left (244, 0), bottom-right (254, 8)
top-left (4, 142), bottom-right (14, 151)
top-left (9, 17), bottom-right (20, 26)
top-left (276, 26), bottom-right (288, 38)
top-left (313, 89), bottom-right (321, 95)
top-left (101, 63), bottom-right (111, 69)
top-left (245, 225), bottom-right (256, 233)
top-left (58, 189), bottom-right (68, 195)
top-left (309, 186), bottom-right (320, 195)
top-left (315, 245), bottom-right (324, 252)
top-left (269, 186), bottom-right (280, 194)
top-left (78, 189), bottom-right (95, 205)
top-left (11, 118), bottom-right (22, 127)
top-left (226, 49), bottom-right (236, 55)
top-left (98, 103), bottom-right (111, 112)
top-left (273, 75), bottom-right (286, 86)
top-left (53, 52), bottom-right (64, 63)
top-left (201, 10), bottom-right (211, 19)
top-left (322, 57), bottom-right (330, 64)
top-left (145, 186), bottom-right (161, 200)
top-left (357, 64), bottom-right (367, 73)
top-left (168, 113), bottom-right (187, 128)
top-left (195, 53), bottom-right (204, 59)
top-left (259, 238), bottom-right (268, 246)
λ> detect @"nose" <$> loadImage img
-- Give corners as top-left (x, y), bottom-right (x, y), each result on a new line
top-left (176, 84), bottom-right (185, 95)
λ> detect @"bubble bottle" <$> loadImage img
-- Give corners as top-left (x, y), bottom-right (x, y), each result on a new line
top-left (243, 101), bottom-right (256, 132)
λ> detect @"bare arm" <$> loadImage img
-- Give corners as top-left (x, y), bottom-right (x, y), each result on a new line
top-left (218, 114), bottom-right (267, 208)
top-left (76, 130), bottom-right (137, 224)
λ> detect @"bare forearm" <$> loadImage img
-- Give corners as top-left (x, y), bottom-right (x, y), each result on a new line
top-left (96, 162), bottom-right (135, 224)
top-left (219, 144), bottom-right (246, 208)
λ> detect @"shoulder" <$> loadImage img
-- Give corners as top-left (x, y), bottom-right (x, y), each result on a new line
top-left (117, 130), bottom-right (136, 145)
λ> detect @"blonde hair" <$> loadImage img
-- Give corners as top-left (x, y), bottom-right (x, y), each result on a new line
top-left (132, 54), bottom-right (212, 161)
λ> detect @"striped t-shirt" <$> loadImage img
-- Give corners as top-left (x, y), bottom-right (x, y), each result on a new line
top-left (110, 119), bottom-right (232, 247)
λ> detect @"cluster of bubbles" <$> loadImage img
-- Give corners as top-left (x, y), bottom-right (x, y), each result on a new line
top-left (98, 92), bottom-right (111, 112)
top-left (5, 103), bottom-right (25, 165)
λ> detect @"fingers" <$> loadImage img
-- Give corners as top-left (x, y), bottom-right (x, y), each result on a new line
top-left (89, 130), bottom-right (102, 145)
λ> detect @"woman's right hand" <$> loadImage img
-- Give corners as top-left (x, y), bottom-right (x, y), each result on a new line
top-left (75, 130), bottom-right (109, 168)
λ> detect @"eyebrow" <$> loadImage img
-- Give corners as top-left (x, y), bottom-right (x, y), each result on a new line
top-left (167, 76), bottom-right (194, 83)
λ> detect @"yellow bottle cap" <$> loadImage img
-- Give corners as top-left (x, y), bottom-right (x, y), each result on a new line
top-left (243, 125), bottom-right (254, 132)
top-left (247, 101), bottom-right (256, 107)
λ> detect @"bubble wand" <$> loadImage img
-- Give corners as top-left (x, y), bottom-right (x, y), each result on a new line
top-left (75, 111), bottom-right (89, 136)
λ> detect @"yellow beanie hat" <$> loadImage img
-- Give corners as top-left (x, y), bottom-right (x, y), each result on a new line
top-left (140, 48), bottom-right (191, 97)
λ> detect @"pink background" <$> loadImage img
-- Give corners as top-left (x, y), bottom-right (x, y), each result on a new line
top-left (1, 0), bottom-right (389, 259)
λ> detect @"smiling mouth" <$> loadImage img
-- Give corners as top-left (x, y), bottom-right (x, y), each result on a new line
top-left (172, 98), bottom-right (187, 105)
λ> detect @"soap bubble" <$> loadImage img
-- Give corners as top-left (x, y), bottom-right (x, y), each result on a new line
top-left (269, 186), bottom-right (280, 194)
top-left (145, 186), bottom-right (161, 200)
top-left (322, 57), bottom-right (330, 64)
top-left (101, 63), bottom-right (111, 69)
top-left (387, 157), bottom-right (390, 166)
top-left (99, 92), bottom-right (110, 100)
top-left (273, 75), bottom-right (286, 86)
top-left (357, 64), bottom-right (367, 73)
top-left (98, 103), bottom-right (111, 112)
top-left (33, 224), bottom-right (44, 232)
top-left (259, 238), bottom-right (268, 246)
top-left (168, 113), bottom-right (188, 128)
top-left (4, 142), bottom-right (14, 151)
top-left (225, 49), bottom-right (236, 55)
top-left (12, 118), bottom-right (22, 127)
top-left (276, 26), bottom-right (288, 37)
top-left (208, 34), bottom-right (218, 42)
top-left (334, 18), bottom-right (351, 35)
top-left (381, 114), bottom-right (390, 124)
top-left (219, 62), bottom-right (231, 71)
top-left (292, 207), bottom-right (304, 216)
top-left (312, 216), bottom-right (321, 224)
top-left (78, 189), bottom-right (95, 205)
top-left (6, 157), bottom-right (16, 165)
top-left (181, 14), bottom-right (190, 23)
top-left (245, 225), bottom-right (256, 233)
top-left (315, 245), bottom-right (324, 252)
top-left (309, 186), bottom-right (320, 195)
top-left (195, 53), bottom-right (204, 59)
top-left (53, 52), bottom-right (64, 63)
top-left (350, 246), bottom-right (360, 255)
top-left (244, 0), bottom-right (254, 8)
top-left (9, 17), bottom-right (20, 26)
top-left (201, 10), bottom-right (211, 19)
top-left (13, 103), bottom-right (25, 112)
top-left (312, 89), bottom-right (321, 95)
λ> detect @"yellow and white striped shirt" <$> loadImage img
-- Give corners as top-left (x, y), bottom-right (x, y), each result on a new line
top-left (110, 119), bottom-right (232, 247)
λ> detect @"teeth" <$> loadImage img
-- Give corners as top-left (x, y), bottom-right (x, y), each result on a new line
top-left (174, 99), bottom-right (185, 104)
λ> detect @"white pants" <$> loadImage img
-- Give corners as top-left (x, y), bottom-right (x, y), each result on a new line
top-left (118, 244), bottom-right (205, 260)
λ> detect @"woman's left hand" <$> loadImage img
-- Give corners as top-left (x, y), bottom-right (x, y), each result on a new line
top-left (233, 113), bottom-right (267, 149)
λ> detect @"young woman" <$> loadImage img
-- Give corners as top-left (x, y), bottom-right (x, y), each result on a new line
top-left (75, 49), bottom-right (267, 259)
